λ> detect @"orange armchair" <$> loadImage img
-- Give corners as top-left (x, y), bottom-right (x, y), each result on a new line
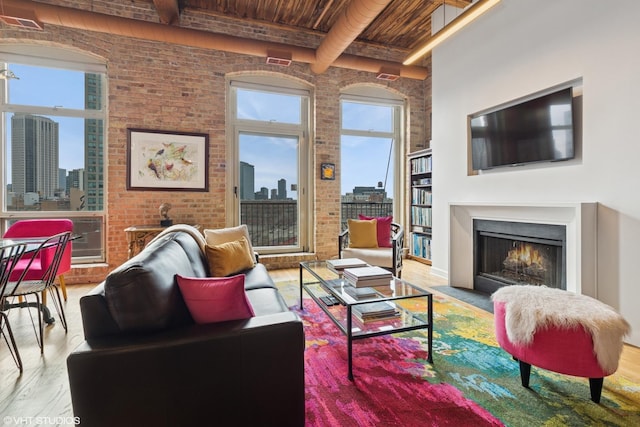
top-left (3, 219), bottom-right (73, 301)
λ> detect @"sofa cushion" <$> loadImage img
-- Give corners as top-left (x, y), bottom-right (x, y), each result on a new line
top-left (241, 263), bottom-right (277, 291)
top-left (246, 287), bottom-right (291, 316)
top-left (358, 214), bottom-right (393, 248)
top-left (347, 218), bottom-right (378, 248)
top-left (204, 225), bottom-right (256, 263)
top-left (176, 274), bottom-right (255, 324)
top-left (104, 232), bottom-right (207, 333)
top-left (205, 236), bottom-right (255, 277)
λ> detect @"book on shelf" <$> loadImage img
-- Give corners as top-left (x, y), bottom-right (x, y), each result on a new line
top-left (326, 258), bottom-right (368, 274)
top-left (412, 177), bottom-right (432, 186)
top-left (410, 156), bottom-right (432, 174)
top-left (411, 206), bottom-right (432, 227)
top-left (343, 285), bottom-right (378, 300)
top-left (412, 233), bottom-right (432, 259)
top-left (352, 301), bottom-right (399, 323)
top-left (411, 188), bottom-right (432, 205)
top-left (343, 266), bottom-right (393, 288)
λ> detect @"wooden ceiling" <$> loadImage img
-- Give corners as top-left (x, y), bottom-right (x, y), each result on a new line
top-left (2, 0), bottom-right (474, 79)
top-left (150, 0), bottom-right (472, 55)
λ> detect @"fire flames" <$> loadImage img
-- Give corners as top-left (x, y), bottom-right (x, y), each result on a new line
top-left (503, 243), bottom-right (547, 279)
top-left (506, 243), bottom-right (543, 267)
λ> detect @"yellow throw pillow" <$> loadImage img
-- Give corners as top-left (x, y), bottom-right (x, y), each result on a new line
top-left (348, 219), bottom-right (379, 248)
top-left (205, 236), bottom-right (255, 277)
top-left (204, 225), bottom-right (255, 260)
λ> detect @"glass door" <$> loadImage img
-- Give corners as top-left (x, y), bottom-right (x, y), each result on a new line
top-left (229, 81), bottom-right (310, 253)
top-left (239, 131), bottom-right (300, 249)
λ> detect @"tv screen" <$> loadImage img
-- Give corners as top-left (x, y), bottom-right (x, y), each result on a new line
top-left (470, 87), bottom-right (574, 170)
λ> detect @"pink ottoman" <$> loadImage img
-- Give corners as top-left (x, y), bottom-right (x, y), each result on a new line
top-left (492, 286), bottom-right (630, 403)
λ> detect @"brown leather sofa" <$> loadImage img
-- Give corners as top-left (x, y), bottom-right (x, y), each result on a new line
top-left (66, 227), bottom-right (305, 427)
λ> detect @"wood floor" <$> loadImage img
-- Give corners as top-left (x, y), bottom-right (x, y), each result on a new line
top-left (1, 259), bottom-right (639, 425)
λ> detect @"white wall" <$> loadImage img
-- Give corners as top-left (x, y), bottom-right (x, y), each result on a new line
top-left (432, 0), bottom-right (640, 346)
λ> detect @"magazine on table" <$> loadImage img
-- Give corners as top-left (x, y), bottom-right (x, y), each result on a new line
top-left (343, 265), bottom-right (392, 279)
top-left (326, 258), bottom-right (368, 274)
top-left (343, 266), bottom-right (393, 288)
top-left (344, 285), bottom-right (378, 300)
top-left (352, 301), bottom-right (399, 323)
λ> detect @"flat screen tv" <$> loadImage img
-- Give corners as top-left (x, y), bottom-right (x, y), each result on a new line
top-left (470, 87), bottom-right (574, 170)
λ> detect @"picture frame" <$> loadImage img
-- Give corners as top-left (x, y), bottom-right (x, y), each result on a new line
top-left (321, 162), bottom-right (335, 180)
top-left (127, 128), bottom-right (209, 191)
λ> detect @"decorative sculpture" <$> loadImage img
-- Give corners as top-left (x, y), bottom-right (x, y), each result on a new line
top-left (159, 203), bottom-right (173, 227)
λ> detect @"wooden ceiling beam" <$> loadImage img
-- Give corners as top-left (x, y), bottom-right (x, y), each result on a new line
top-left (152, 0), bottom-right (180, 25)
top-left (5, 0), bottom-right (429, 80)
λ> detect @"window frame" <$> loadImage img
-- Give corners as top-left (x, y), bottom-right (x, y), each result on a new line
top-left (226, 75), bottom-right (314, 254)
top-left (339, 88), bottom-right (406, 225)
top-left (0, 45), bottom-right (108, 263)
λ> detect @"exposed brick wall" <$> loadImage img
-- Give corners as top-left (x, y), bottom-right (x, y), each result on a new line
top-left (1, 0), bottom-right (429, 282)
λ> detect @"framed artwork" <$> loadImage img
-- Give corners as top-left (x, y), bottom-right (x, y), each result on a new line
top-left (321, 163), bottom-right (335, 180)
top-left (127, 128), bottom-right (209, 191)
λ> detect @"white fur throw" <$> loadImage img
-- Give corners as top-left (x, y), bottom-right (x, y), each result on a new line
top-left (492, 285), bottom-right (631, 374)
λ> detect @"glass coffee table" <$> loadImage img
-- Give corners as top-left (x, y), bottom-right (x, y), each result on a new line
top-left (299, 260), bottom-right (433, 380)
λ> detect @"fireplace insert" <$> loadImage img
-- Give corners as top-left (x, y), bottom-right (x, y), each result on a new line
top-left (473, 220), bottom-right (566, 293)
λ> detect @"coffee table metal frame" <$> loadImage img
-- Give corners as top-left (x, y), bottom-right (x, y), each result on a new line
top-left (299, 260), bottom-right (433, 380)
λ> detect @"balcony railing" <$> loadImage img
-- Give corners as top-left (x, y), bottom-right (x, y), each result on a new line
top-left (241, 200), bottom-right (298, 247)
top-left (340, 202), bottom-right (393, 230)
top-left (240, 200), bottom-right (393, 247)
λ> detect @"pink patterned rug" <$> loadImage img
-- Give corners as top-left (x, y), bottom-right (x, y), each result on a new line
top-left (296, 300), bottom-right (503, 426)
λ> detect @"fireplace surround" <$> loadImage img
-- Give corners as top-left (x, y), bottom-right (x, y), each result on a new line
top-left (448, 203), bottom-right (597, 296)
top-left (473, 219), bottom-right (566, 293)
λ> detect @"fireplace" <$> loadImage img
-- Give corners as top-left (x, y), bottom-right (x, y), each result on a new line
top-left (473, 219), bottom-right (566, 293)
top-left (449, 203), bottom-right (597, 296)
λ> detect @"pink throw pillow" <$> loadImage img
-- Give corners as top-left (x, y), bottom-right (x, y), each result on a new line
top-left (176, 274), bottom-right (255, 324)
top-left (358, 214), bottom-right (393, 248)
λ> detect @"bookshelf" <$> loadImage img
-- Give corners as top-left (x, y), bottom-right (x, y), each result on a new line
top-left (408, 148), bottom-right (432, 265)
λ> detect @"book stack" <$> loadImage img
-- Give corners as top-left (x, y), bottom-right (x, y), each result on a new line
top-left (353, 301), bottom-right (399, 323)
top-left (343, 266), bottom-right (393, 288)
top-left (343, 286), bottom-right (378, 300)
top-left (326, 258), bottom-right (367, 274)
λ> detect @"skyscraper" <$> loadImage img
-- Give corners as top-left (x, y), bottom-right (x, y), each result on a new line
top-left (11, 114), bottom-right (59, 199)
top-left (67, 168), bottom-right (85, 193)
top-left (240, 161), bottom-right (255, 200)
top-left (278, 178), bottom-right (287, 200)
top-left (85, 73), bottom-right (104, 211)
top-left (58, 168), bottom-right (67, 196)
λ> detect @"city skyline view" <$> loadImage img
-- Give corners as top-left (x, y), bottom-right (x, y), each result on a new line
top-left (5, 64), bottom-right (397, 199)
top-left (239, 158), bottom-right (389, 202)
top-left (6, 64), bottom-right (87, 176)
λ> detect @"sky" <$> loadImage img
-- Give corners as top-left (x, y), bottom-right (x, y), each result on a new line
top-left (236, 88), bottom-right (396, 197)
top-left (5, 64), bottom-right (396, 197)
top-left (7, 64), bottom-right (87, 173)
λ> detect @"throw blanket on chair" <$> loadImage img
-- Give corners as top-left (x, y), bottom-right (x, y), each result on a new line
top-left (492, 285), bottom-right (631, 374)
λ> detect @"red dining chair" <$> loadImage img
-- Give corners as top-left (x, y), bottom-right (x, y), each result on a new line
top-left (4, 232), bottom-right (71, 354)
top-left (3, 219), bottom-right (73, 302)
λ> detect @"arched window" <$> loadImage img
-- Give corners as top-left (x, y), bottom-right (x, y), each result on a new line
top-left (227, 74), bottom-right (312, 253)
top-left (340, 86), bottom-right (405, 228)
